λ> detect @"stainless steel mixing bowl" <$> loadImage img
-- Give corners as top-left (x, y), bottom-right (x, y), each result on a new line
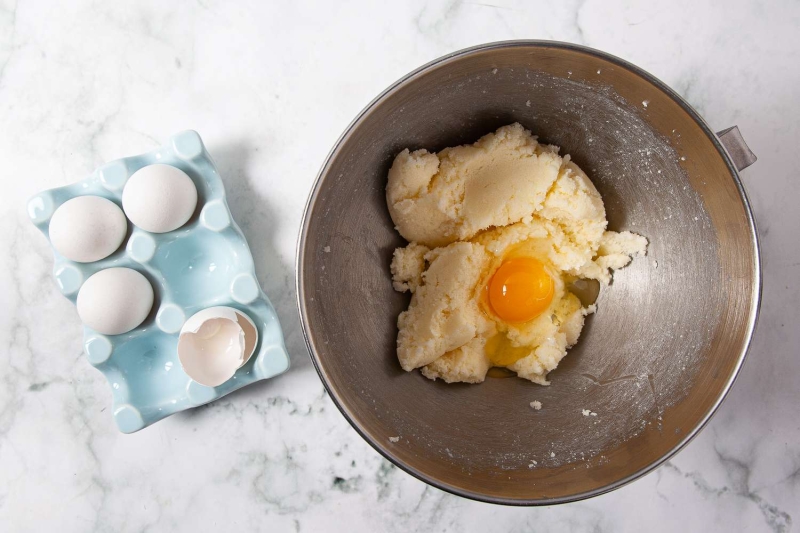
top-left (297, 41), bottom-right (760, 505)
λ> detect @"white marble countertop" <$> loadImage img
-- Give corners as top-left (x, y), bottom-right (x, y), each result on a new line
top-left (1, 1), bottom-right (798, 531)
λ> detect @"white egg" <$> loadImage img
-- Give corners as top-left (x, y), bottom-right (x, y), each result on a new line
top-left (122, 164), bottom-right (198, 233)
top-left (177, 307), bottom-right (258, 387)
top-left (48, 196), bottom-right (127, 263)
top-left (77, 268), bottom-right (154, 335)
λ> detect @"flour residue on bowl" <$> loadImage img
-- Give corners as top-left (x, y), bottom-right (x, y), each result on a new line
top-left (376, 70), bottom-right (717, 471)
top-left (303, 52), bottom-right (725, 489)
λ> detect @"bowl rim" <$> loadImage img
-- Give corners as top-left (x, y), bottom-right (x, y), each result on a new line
top-left (295, 39), bottom-right (762, 506)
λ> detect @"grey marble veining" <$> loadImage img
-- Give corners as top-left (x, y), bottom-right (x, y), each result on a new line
top-left (1, 0), bottom-right (798, 531)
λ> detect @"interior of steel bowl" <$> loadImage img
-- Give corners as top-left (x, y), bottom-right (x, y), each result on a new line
top-left (298, 42), bottom-right (759, 504)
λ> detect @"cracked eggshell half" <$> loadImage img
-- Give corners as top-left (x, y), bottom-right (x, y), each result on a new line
top-left (177, 306), bottom-right (258, 387)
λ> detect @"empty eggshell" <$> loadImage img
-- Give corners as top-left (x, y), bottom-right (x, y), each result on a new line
top-left (77, 267), bottom-right (154, 335)
top-left (122, 164), bottom-right (198, 233)
top-left (48, 196), bottom-right (127, 262)
top-left (177, 307), bottom-right (258, 387)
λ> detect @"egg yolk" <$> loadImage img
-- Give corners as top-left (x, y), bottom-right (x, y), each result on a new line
top-left (487, 257), bottom-right (554, 323)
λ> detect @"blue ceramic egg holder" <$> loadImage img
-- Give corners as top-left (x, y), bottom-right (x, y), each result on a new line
top-left (27, 131), bottom-right (290, 433)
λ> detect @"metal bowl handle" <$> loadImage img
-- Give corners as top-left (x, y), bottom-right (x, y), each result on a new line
top-left (717, 126), bottom-right (757, 171)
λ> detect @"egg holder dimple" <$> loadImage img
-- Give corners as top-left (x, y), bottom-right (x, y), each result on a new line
top-left (27, 130), bottom-right (290, 433)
